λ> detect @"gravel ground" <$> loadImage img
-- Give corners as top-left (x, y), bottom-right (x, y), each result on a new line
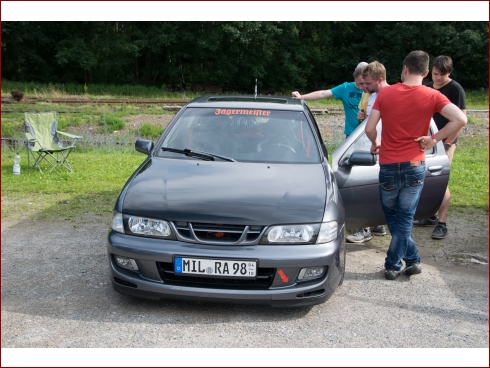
top-left (1, 212), bottom-right (488, 364)
top-left (2, 110), bottom-right (488, 366)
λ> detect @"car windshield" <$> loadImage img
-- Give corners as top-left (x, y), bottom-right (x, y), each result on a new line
top-left (158, 107), bottom-right (320, 163)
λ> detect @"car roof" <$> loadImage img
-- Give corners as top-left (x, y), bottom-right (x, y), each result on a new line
top-left (186, 95), bottom-right (306, 111)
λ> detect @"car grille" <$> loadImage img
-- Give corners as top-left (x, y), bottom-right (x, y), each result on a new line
top-left (172, 222), bottom-right (265, 245)
top-left (157, 262), bottom-right (275, 290)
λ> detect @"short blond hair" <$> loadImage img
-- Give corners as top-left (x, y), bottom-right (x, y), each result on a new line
top-left (353, 66), bottom-right (366, 78)
top-left (362, 61), bottom-right (386, 81)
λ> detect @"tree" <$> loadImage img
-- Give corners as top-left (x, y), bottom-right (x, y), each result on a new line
top-left (1, 21), bottom-right (488, 91)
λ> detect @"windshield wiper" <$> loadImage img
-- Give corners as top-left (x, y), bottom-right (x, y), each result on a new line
top-left (161, 147), bottom-right (236, 162)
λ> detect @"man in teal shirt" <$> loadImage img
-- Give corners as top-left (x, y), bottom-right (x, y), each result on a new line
top-left (292, 62), bottom-right (366, 137)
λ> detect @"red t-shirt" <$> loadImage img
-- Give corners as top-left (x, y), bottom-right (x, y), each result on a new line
top-left (373, 83), bottom-right (451, 164)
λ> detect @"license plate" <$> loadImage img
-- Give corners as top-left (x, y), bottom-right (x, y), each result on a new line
top-left (174, 257), bottom-right (257, 278)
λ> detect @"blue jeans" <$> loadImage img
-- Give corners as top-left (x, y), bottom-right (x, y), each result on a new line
top-left (379, 162), bottom-right (425, 271)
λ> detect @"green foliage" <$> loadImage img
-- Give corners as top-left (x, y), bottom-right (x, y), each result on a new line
top-left (1, 120), bottom-right (24, 138)
top-left (57, 115), bottom-right (85, 130)
top-left (97, 113), bottom-right (125, 132)
top-left (465, 90), bottom-right (489, 110)
top-left (138, 123), bottom-right (164, 139)
top-left (449, 135), bottom-right (488, 210)
top-left (1, 80), bottom-right (204, 100)
top-left (1, 21), bottom-right (487, 91)
top-left (467, 115), bottom-right (485, 125)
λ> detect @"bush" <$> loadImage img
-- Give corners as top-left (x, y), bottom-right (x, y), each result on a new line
top-left (58, 115), bottom-right (85, 130)
top-left (138, 123), bottom-right (165, 139)
top-left (98, 113), bottom-right (124, 133)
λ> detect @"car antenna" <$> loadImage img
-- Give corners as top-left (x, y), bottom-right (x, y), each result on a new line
top-left (254, 79), bottom-right (257, 99)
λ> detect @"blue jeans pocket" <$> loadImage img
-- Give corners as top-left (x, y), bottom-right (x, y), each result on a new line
top-left (379, 174), bottom-right (395, 191)
top-left (405, 173), bottom-right (424, 188)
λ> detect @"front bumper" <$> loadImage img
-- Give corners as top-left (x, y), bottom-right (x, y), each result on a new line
top-left (107, 226), bottom-right (345, 307)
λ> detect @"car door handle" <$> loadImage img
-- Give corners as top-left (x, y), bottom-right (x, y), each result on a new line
top-left (428, 165), bottom-right (443, 173)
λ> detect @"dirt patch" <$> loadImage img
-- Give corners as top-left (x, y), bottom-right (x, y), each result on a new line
top-left (353, 208), bottom-right (489, 269)
top-left (124, 114), bottom-right (175, 131)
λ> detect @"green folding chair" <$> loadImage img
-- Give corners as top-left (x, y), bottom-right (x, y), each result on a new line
top-left (24, 112), bottom-right (82, 172)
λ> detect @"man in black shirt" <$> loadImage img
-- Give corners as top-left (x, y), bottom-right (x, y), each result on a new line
top-left (414, 55), bottom-right (466, 239)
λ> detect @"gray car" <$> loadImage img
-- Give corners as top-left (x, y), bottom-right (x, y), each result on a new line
top-left (107, 95), bottom-right (448, 307)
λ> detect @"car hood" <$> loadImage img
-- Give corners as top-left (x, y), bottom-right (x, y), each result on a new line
top-left (120, 158), bottom-right (327, 225)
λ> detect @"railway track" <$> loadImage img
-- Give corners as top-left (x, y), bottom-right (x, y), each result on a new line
top-left (1, 97), bottom-right (487, 116)
top-left (1, 97), bottom-right (347, 115)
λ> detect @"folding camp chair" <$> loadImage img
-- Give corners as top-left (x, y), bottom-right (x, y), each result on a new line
top-left (24, 112), bottom-right (82, 172)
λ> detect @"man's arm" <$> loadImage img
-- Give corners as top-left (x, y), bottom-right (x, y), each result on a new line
top-left (415, 104), bottom-right (467, 150)
top-left (365, 109), bottom-right (381, 154)
top-left (445, 108), bottom-right (466, 143)
top-left (292, 90), bottom-right (333, 100)
top-left (443, 83), bottom-right (466, 143)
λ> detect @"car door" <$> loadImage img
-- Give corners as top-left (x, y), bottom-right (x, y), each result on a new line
top-left (332, 120), bottom-right (450, 230)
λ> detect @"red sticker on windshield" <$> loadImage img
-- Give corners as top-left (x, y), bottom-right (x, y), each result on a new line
top-left (215, 108), bottom-right (271, 116)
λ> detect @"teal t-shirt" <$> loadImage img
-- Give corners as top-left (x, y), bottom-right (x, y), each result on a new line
top-left (331, 82), bottom-right (363, 136)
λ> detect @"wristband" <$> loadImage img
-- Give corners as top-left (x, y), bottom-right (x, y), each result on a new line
top-left (431, 134), bottom-right (437, 144)
top-left (445, 141), bottom-right (452, 146)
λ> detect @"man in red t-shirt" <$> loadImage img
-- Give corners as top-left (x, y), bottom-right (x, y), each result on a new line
top-left (365, 50), bottom-right (467, 281)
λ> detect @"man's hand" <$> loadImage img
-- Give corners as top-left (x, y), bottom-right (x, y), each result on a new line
top-left (292, 91), bottom-right (301, 98)
top-left (414, 136), bottom-right (435, 151)
top-left (357, 111), bottom-right (366, 120)
top-left (370, 139), bottom-right (381, 155)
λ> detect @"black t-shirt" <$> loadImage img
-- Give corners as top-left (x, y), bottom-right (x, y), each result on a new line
top-left (425, 80), bottom-right (466, 143)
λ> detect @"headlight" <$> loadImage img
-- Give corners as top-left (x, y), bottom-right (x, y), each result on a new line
top-left (260, 222), bottom-right (339, 245)
top-left (317, 221), bottom-right (338, 244)
top-left (128, 216), bottom-right (172, 237)
top-left (261, 224), bottom-right (320, 244)
top-left (268, 225), bottom-right (315, 243)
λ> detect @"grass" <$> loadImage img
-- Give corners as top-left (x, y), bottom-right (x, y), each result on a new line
top-left (1, 80), bottom-right (202, 100)
top-left (1, 132), bottom-right (487, 225)
top-left (2, 82), bottom-right (486, 140)
top-left (465, 90), bottom-right (489, 110)
top-left (1, 102), bottom-right (175, 140)
top-left (1, 148), bottom-right (146, 223)
top-left (5, 80), bottom-right (486, 108)
top-left (449, 134), bottom-right (488, 209)
top-left (98, 113), bottom-right (125, 133)
top-left (138, 123), bottom-right (165, 139)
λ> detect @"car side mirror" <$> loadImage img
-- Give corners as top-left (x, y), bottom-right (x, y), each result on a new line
top-left (135, 139), bottom-right (154, 155)
top-left (343, 150), bottom-right (377, 166)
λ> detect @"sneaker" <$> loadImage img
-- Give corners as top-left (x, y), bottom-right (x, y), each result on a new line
top-left (413, 216), bottom-right (439, 226)
top-left (370, 225), bottom-right (386, 236)
top-left (385, 269), bottom-right (401, 280)
top-left (432, 223), bottom-right (447, 239)
top-left (346, 228), bottom-right (372, 243)
top-left (403, 262), bottom-right (422, 276)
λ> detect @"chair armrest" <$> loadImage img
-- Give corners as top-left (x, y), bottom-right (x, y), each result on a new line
top-left (25, 132), bottom-right (37, 142)
top-left (25, 132), bottom-right (39, 149)
top-left (57, 130), bottom-right (83, 139)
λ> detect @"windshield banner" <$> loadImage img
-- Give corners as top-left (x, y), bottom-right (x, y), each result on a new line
top-left (215, 108), bottom-right (271, 116)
